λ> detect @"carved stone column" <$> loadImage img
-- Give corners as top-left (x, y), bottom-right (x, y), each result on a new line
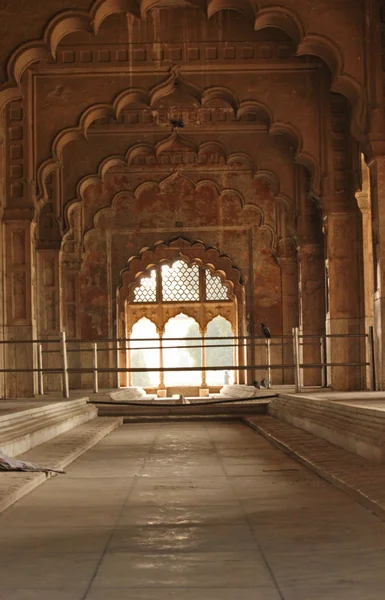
top-left (158, 327), bottom-right (166, 391)
top-left (36, 249), bottom-right (61, 392)
top-left (0, 221), bottom-right (6, 398)
top-left (355, 163), bottom-right (375, 389)
top-left (278, 239), bottom-right (299, 385)
top-left (298, 243), bottom-right (326, 386)
top-left (4, 218), bottom-right (37, 397)
top-left (199, 326), bottom-right (207, 389)
top-left (368, 153), bottom-right (385, 389)
top-left (323, 211), bottom-right (364, 390)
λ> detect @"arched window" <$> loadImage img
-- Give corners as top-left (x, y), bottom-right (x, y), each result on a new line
top-left (132, 259), bottom-right (230, 304)
top-left (206, 316), bottom-right (235, 386)
top-left (163, 314), bottom-right (201, 386)
top-left (130, 318), bottom-right (160, 387)
top-left (126, 259), bottom-right (237, 392)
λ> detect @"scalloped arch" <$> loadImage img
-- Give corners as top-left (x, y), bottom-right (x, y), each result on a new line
top-left (254, 6), bottom-right (304, 46)
top-left (0, 0), bottom-right (366, 141)
top-left (91, 0), bottom-right (141, 33)
top-left (141, 0), bottom-right (206, 15)
top-left (74, 165), bottom-right (285, 252)
top-left (207, 0), bottom-right (257, 21)
top-left (73, 140), bottom-right (256, 204)
top-left (37, 83), bottom-right (319, 209)
top-left (118, 236), bottom-right (244, 308)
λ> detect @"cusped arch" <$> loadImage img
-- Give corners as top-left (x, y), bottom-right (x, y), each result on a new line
top-left (36, 82), bottom-right (318, 209)
top-left (254, 6), bottom-right (304, 46)
top-left (91, 0), bottom-right (141, 33)
top-left (118, 237), bottom-right (244, 309)
top-left (0, 0), bottom-right (366, 136)
top-left (141, 0), bottom-right (206, 16)
top-left (207, 0), bottom-right (257, 21)
top-left (59, 138), bottom-right (260, 224)
top-left (0, 0), bottom-right (367, 145)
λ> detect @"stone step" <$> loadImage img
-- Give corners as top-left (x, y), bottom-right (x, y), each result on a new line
top-left (243, 414), bottom-right (385, 521)
top-left (269, 395), bottom-right (385, 461)
top-left (0, 398), bottom-right (97, 457)
top-left (0, 397), bottom-right (89, 426)
top-left (0, 416), bottom-right (123, 514)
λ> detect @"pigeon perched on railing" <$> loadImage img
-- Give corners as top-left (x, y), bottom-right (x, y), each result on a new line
top-left (260, 379), bottom-right (269, 389)
top-left (261, 323), bottom-right (271, 338)
top-left (253, 380), bottom-right (261, 389)
top-left (0, 449), bottom-right (65, 474)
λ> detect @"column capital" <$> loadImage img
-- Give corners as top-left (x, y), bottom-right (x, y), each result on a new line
top-left (2, 206), bottom-right (36, 223)
top-left (276, 237), bottom-right (298, 262)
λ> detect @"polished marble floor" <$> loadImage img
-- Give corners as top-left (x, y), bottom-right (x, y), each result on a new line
top-left (1, 421), bottom-right (385, 599)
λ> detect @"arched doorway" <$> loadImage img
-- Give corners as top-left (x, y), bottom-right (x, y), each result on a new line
top-left (119, 252), bottom-right (241, 393)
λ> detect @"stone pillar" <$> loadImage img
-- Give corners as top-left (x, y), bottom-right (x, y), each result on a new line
top-left (200, 326), bottom-right (207, 389)
top-left (0, 221), bottom-right (6, 397)
top-left (278, 239), bottom-right (299, 385)
top-left (355, 166), bottom-right (375, 389)
top-left (4, 219), bottom-right (37, 397)
top-left (158, 328), bottom-right (166, 391)
top-left (324, 211), bottom-right (363, 390)
top-left (61, 266), bottom-right (81, 390)
top-left (298, 243), bottom-right (326, 386)
top-left (369, 154), bottom-right (385, 389)
top-left (36, 249), bottom-right (61, 392)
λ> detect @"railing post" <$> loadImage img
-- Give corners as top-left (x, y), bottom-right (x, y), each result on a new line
top-left (37, 343), bottom-right (44, 396)
top-left (92, 342), bottom-right (99, 394)
top-left (320, 336), bottom-right (328, 388)
top-left (116, 339), bottom-right (120, 389)
top-left (293, 327), bottom-right (301, 393)
top-left (266, 338), bottom-right (271, 388)
top-left (368, 326), bottom-right (376, 391)
top-left (320, 337), bottom-right (326, 388)
top-left (60, 331), bottom-right (70, 399)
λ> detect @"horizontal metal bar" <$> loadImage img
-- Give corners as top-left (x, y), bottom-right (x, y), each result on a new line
top-left (300, 362), bottom-right (369, 368)
top-left (65, 365), bottom-right (295, 373)
top-left (0, 333), bottom-right (367, 345)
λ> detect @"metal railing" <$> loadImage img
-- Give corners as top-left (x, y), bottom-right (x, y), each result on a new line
top-left (0, 327), bottom-right (375, 398)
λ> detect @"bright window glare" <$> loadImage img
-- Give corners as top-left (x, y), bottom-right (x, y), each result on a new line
top-left (130, 318), bottom-right (159, 387)
top-left (164, 314), bottom-right (201, 386)
top-left (206, 316), bottom-right (235, 385)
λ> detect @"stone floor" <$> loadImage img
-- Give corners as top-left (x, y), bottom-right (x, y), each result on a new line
top-left (1, 421), bottom-right (385, 599)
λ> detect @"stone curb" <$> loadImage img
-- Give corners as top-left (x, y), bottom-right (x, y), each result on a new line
top-left (0, 416), bottom-right (123, 514)
top-left (243, 415), bottom-right (385, 522)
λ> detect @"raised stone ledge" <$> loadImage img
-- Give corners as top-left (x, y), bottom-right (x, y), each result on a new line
top-left (269, 395), bottom-right (385, 462)
top-left (0, 398), bottom-right (97, 457)
top-left (0, 416), bottom-right (122, 514)
top-left (243, 414), bottom-right (385, 521)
